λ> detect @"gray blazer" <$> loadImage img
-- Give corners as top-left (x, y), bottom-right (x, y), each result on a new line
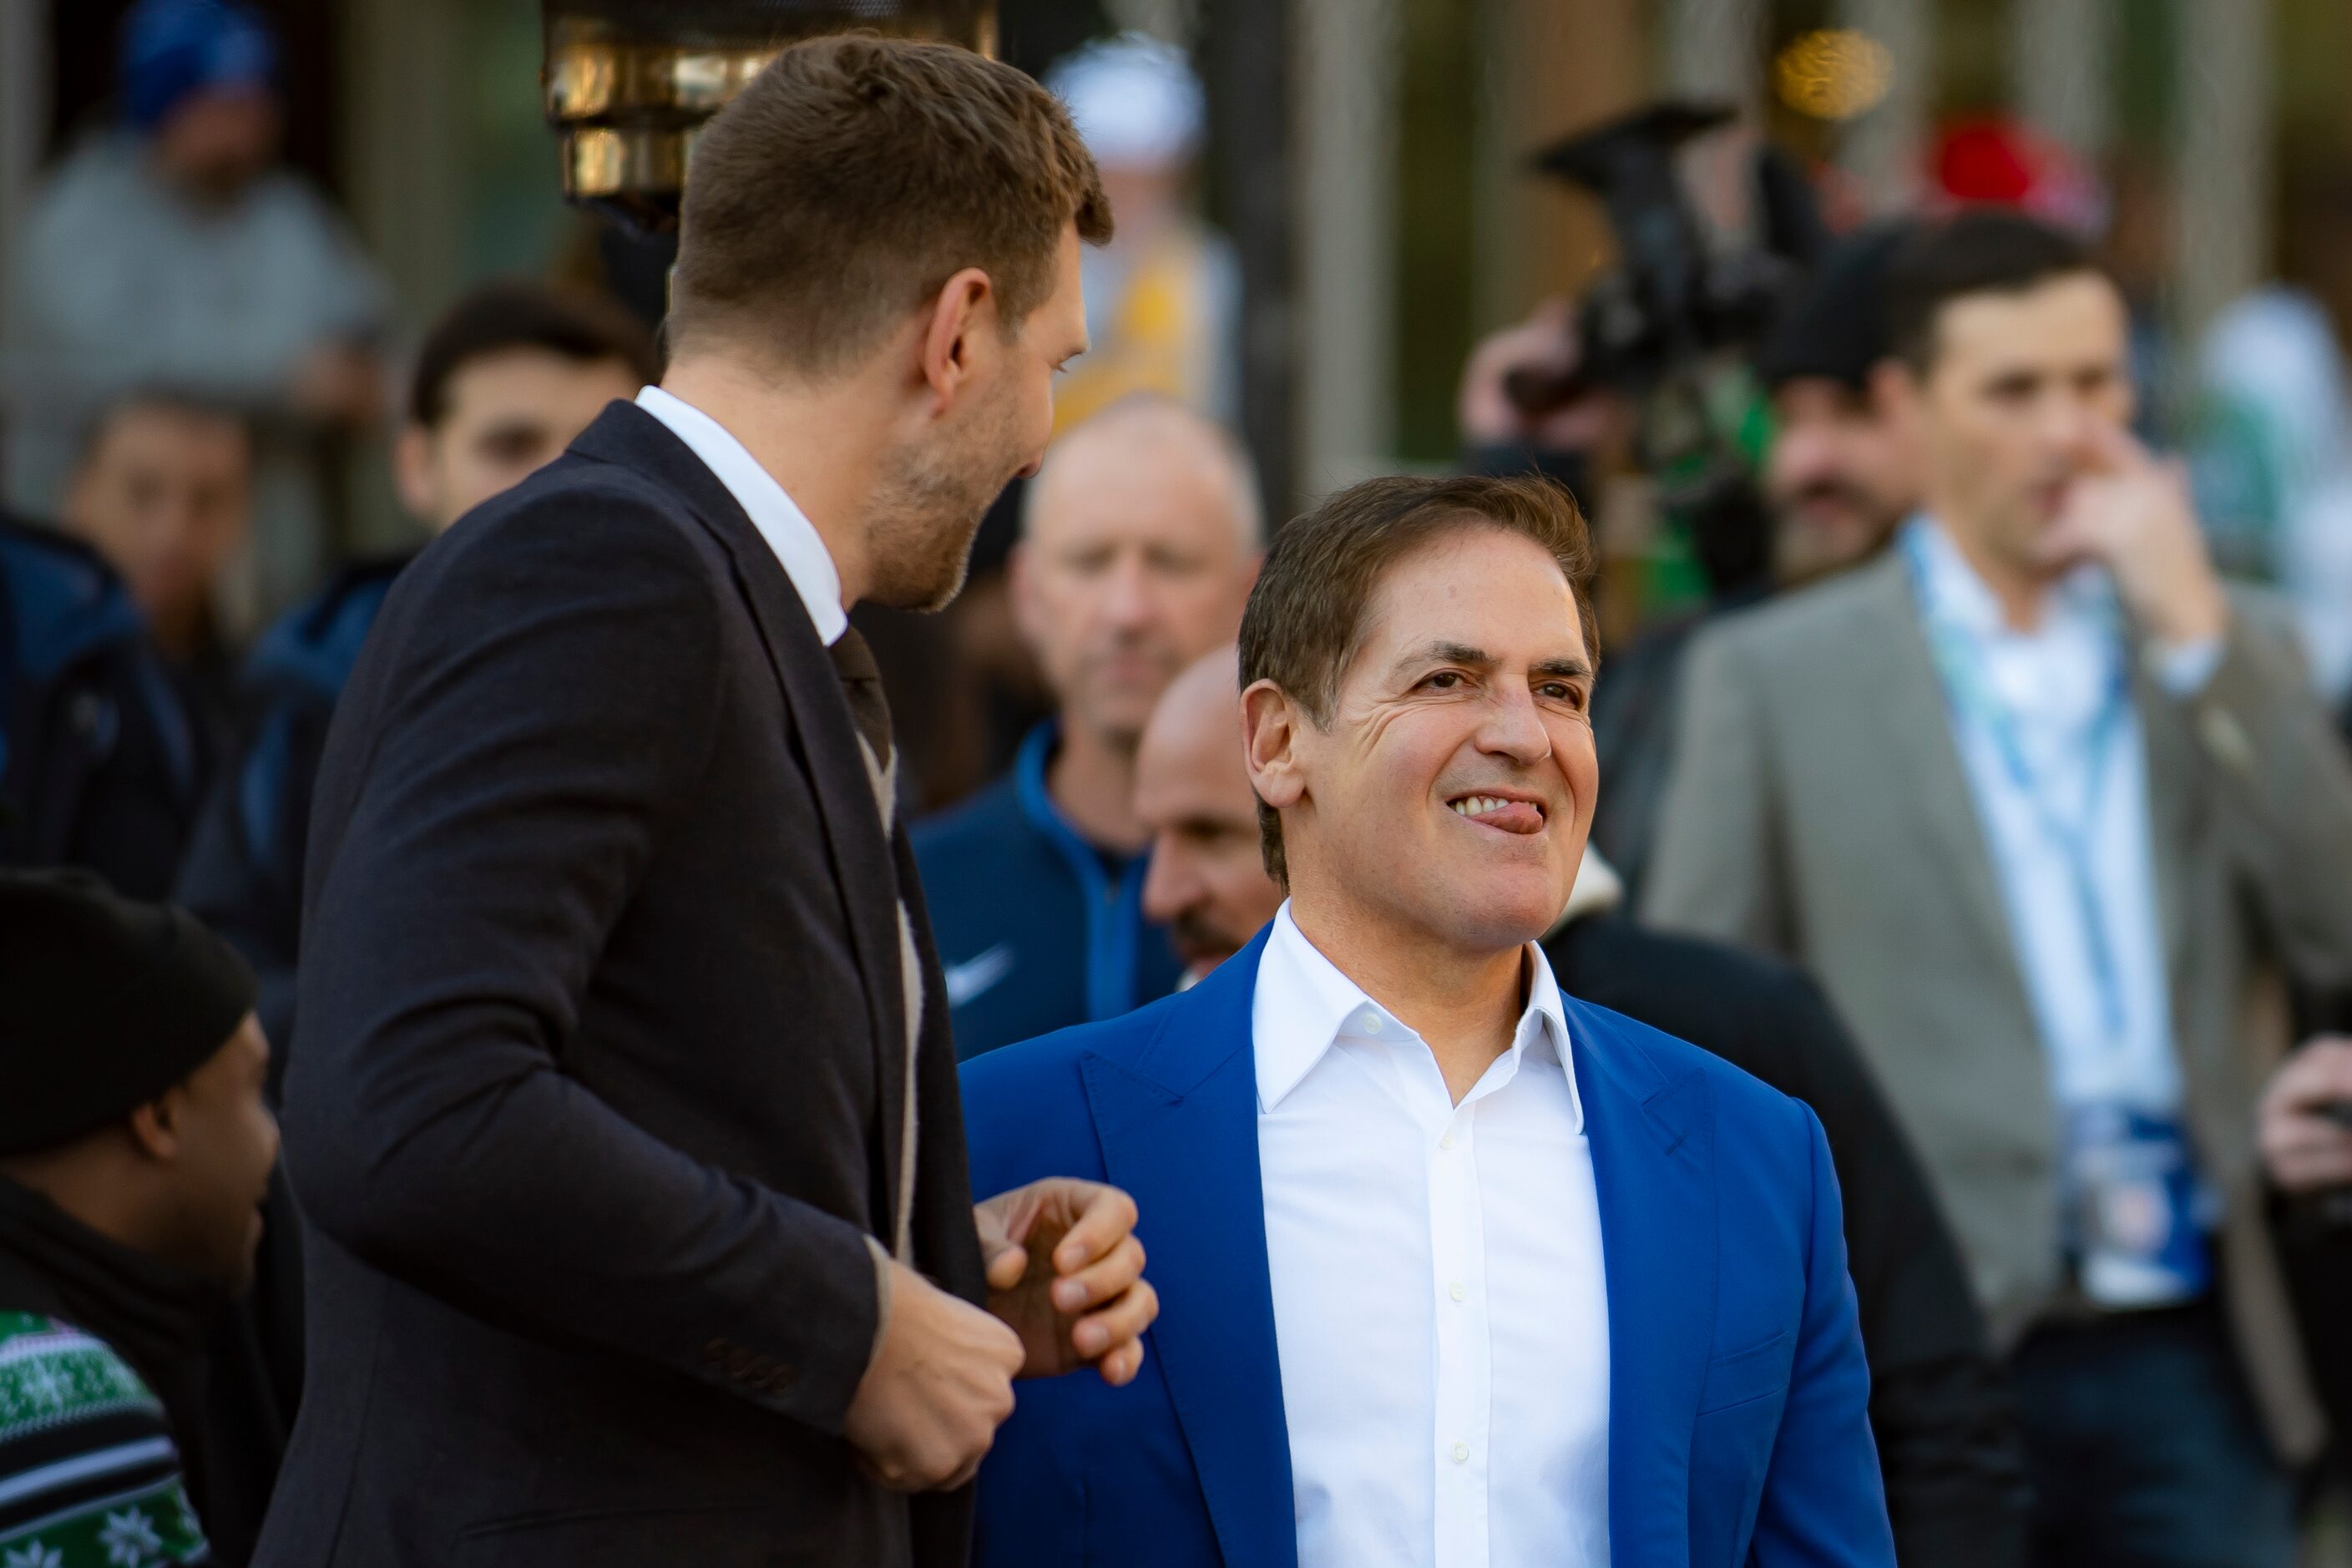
top-left (1643, 549), bottom-right (2352, 1459)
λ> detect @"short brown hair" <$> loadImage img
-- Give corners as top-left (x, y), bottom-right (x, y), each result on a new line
top-left (669, 35), bottom-right (1111, 373)
top-left (1237, 473), bottom-right (1597, 887)
top-left (1886, 208), bottom-right (2100, 372)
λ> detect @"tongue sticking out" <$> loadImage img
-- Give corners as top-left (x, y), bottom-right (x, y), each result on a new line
top-left (1449, 797), bottom-right (1545, 836)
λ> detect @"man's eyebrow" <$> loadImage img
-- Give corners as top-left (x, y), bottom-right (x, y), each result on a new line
top-left (1393, 640), bottom-right (1493, 673)
top-left (1533, 655), bottom-right (1595, 682)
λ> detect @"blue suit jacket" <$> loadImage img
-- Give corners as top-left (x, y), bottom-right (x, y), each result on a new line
top-left (960, 929), bottom-right (1895, 1568)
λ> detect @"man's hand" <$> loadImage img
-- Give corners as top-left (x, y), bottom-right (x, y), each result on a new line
top-left (843, 1261), bottom-right (1024, 1492)
top-left (2259, 1037), bottom-right (2352, 1194)
top-left (2042, 422), bottom-right (2229, 646)
top-left (1455, 299), bottom-right (1623, 454)
top-left (977, 1178), bottom-right (1157, 1386)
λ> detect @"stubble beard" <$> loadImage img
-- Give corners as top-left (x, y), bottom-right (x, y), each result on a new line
top-left (864, 406), bottom-right (1024, 614)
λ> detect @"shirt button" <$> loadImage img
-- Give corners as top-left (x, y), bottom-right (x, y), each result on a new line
top-left (1361, 1013), bottom-right (1383, 1034)
top-left (1449, 1281), bottom-right (1466, 1302)
top-left (1439, 1130), bottom-right (1456, 1151)
top-left (1451, 1442), bottom-right (1470, 1464)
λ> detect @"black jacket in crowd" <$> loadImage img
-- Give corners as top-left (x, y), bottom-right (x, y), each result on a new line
top-left (0, 514), bottom-right (211, 900)
top-left (1545, 908), bottom-right (2031, 1568)
top-left (255, 403), bottom-right (986, 1567)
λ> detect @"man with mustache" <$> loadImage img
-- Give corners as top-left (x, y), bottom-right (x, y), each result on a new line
top-left (1585, 221), bottom-right (1922, 892)
top-left (915, 394), bottom-right (1261, 1057)
top-left (962, 473), bottom-right (1894, 1566)
top-left (1648, 209), bottom-right (2352, 1565)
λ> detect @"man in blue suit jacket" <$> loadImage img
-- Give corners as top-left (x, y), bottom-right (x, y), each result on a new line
top-left (962, 472), bottom-right (1894, 1567)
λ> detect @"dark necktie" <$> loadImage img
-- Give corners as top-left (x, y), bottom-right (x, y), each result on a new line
top-left (829, 626), bottom-right (895, 776)
top-left (831, 623), bottom-right (919, 1262)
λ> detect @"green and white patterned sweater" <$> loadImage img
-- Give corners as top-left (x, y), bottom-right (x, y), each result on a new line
top-left (0, 1311), bottom-right (206, 1566)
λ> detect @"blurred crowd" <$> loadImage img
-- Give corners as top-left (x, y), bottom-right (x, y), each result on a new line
top-left (3, 3), bottom-right (2352, 1566)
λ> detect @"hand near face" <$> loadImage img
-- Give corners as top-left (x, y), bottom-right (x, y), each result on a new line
top-left (2042, 422), bottom-right (2228, 646)
top-left (976, 1178), bottom-right (1157, 1385)
top-left (2259, 1037), bottom-right (2352, 1194)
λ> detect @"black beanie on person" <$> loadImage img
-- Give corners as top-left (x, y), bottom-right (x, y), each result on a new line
top-left (1753, 220), bottom-right (1915, 393)
top-left (0, 867), bottom-right (256, 1156)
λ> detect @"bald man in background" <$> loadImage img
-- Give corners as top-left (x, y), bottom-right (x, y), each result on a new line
top-left (913, 395), bottom-right (1262, 1057)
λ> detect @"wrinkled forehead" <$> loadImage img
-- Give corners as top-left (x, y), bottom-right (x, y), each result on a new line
top-left (1343, 525), bottom-right (1584, 674)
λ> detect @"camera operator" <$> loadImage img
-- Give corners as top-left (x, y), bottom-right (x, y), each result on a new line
top-left (1461, 222), bottom-right (1920, 894)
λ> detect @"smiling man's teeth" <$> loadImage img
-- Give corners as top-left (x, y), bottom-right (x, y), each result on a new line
top-left (1453, 797), bottom-right (1508, 817)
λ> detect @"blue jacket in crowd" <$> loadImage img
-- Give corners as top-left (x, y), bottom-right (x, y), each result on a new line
top-left (0, 513), bottom-right (209, 899)
top-left (912, 721), bottom-right (1186, 1060)
top-left (177, 554), bottom-right (410, 1049)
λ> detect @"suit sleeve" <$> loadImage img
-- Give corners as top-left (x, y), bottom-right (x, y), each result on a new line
top-left (2173, 608), bottom-right (2352, 989)
top-left (284, 498), bottom-right (881, 1436)
top-left (1641, 627), bottom-right (1792, 954)
top-left (1749, 1103), bottom-right (1898, 1568)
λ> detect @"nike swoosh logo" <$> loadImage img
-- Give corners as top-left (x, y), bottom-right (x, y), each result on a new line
top-left (943, 943), bottom-right (1015, 1008)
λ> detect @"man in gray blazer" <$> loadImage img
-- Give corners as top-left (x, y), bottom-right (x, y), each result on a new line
top-left (1646, 210), bottom-right (2352, 1566)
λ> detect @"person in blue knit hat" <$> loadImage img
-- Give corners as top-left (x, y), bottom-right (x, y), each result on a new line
top-left (1, 0), bottom-right (389, 631)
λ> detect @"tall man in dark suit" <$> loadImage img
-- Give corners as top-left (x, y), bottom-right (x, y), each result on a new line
top-left (255, 38), bottom-right (1156, 1568)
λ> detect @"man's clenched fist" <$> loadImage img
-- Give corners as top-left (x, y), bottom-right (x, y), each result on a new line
top-left (844, 1261), bottom-right (1024, 1493)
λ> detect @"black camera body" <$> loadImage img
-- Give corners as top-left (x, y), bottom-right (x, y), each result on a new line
top-left (1509, 100), bottom-right (1822, 599)
top-left (1509, 103), bottom-right (1794, 411)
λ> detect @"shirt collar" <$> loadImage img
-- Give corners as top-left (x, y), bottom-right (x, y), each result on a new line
top-left (635, 385), bottom-right (848, 645)
top-left (1904, 513), bottom-right (2114, 644)
top-left (1252, 903), bottom-right (1578, 1128)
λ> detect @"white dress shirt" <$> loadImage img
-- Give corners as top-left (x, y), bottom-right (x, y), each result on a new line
top-left (635, 385), bottom-right (847, 645)
top-left (1252, 904), bottom-right (1610, 1568)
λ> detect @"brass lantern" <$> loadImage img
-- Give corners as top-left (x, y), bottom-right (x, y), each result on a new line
top-left (544, 1), bottom-right (1000, 233)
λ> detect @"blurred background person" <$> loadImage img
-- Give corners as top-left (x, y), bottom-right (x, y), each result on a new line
top-left (2, 0), bottom-right (390, 634)
top-left (0, 508), bottom-right (210, 899)
top-left (61, 388), bottom-right (254, 741)
top-left (1046, 31), bottom-right (1238, 434)
top-left (1579, 221), bottom-right (1923, 893)
top-left (176, 281), bottom-right (658, 1057)
top-left (1134, 643), bottom-right (2029, 1567)
top-left (0, 868), bottom-right (280, 1566)
top-left (915, 394), bottom-right (1260, 1058)
top-left (1646, 210), bottom-right (2352, 1566)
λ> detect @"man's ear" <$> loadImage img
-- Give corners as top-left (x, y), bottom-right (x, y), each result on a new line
top-left (1240, 678), bottom-right (1306, 812)
top-left (920, 267), bottom-right (998, 410)
top-left (124, 1094), bottom-right (181, 1164)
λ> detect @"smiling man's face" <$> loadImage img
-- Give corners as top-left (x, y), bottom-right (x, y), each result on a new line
top-left (1270, 524), bottom-right (1597, 956)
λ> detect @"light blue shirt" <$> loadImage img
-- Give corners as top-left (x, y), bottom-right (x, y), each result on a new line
top-left (1904, 518), bottom-right (2219, 1305)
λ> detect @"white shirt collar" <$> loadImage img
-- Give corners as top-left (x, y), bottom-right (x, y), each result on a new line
top-left (1904, 513), bottom-right (2112, 644)
top-left (1252, 903), bottom-right (1579, 1128)
top-left (635, 385), bottom-right (849, 645)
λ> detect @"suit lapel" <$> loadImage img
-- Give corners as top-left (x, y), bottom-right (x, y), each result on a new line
top-left (1853, 556), bottom-right (2020, 971)
top-left (1571, 999), bottom-right (1715, 1568)
top-left (574, 403), bottom-right (912, 1236)
top-left (1084, 935), bottom-right (1297, 1568)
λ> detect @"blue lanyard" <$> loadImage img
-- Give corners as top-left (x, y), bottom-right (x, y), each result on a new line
top-left (1900, 529), bottom-right (2136, 1046)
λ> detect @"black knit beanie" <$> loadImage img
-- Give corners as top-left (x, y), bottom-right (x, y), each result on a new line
top-left (0, 867), bottom-right (257, 1156)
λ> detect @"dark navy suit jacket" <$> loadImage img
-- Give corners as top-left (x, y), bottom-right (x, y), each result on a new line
top-left (961, 928), bottom-right (1896, 1568)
